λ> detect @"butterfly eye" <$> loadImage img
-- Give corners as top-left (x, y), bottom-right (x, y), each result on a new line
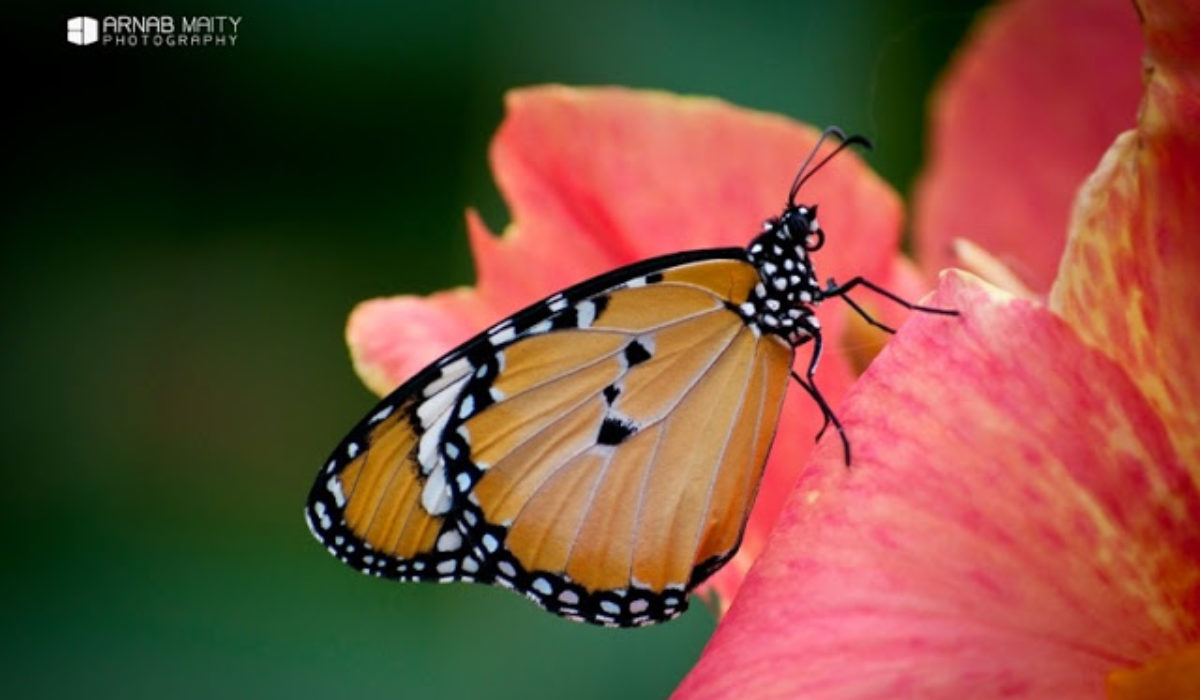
top-left (804, 227), bottom-right (825, 251)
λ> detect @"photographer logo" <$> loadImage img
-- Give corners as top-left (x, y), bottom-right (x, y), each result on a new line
top-left (65, 15), bottom-right (241, 47)
top-left (67, 16), bottom-right (99, 46)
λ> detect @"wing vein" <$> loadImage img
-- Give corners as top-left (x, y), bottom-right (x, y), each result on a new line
top-left (624, 418), bottom-right (668, 588)
top-left (626, 321), bottom-right (745, 587)
top-left (516, 317), bottom-right (744, 528)
top-left (686, 329), bottom-right (762, 572)
top-left (560, 442), bottom-right (620, 571)
top-left (492, 307), bottom-right (725, 403)
top-left (482, 394), bottom-right (605, 513)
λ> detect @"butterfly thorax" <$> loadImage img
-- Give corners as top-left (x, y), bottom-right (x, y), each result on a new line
top-left (740, 204), bottom-right (825, 346)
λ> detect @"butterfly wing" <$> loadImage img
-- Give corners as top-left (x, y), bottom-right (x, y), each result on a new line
top-left (306, 250), bottom-right (793, 626)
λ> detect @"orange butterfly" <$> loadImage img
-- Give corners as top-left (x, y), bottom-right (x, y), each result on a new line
top-left (305, 129), bottom-right (956, 626)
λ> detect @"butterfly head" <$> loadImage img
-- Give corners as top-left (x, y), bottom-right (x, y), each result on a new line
top-left (748, 206), bottom-right (823, 291)
top-left (781, 203), bottom-right (824, 252)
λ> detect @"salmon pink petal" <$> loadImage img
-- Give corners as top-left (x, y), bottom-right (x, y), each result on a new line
top-left (837, 255), bottom-right (932, 375)
top-left (914, 0), bottom-right (1143, 294)
top-left (947, 237), bottom-right (1036, 300)
top-left (346, 285), bottom-right (498, 397)
top-left (1050, 0), bottom-right (1200, 484)
top-left (676, 272), bottom-right (1200, 699)
top-left (493, 86), bottom-right (903, 299)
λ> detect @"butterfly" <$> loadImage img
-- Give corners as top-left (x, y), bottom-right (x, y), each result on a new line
top-left (305, 127), bottom-right (957, 627)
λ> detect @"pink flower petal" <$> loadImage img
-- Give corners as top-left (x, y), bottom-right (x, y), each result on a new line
top-left (914, 0), bottom-right (1143, 294)
top-left (347, 285), bottom-right (496, 397)
top-left (1050, 0), bottom-right (1200, 485)
top-left (676, 272), bottom-right (1200, 699)
top-left (493, 86), bottom-right (902, 286)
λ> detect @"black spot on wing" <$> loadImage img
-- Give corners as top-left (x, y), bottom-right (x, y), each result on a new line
top-left (623, 340), bottom-right (651, 367)
top-left (645, 272), bottom-right (664, 284)
top-left (591, 294), bottom-right (611, 318)
top-left (602, 384), bottom-right (621, 405)
top-left (597, 417), bottom-right (636, 446)
top-left (550, 305), bottom-right (579, 331)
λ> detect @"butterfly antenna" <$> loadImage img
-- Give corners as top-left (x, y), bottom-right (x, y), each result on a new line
top-left (788, 127), bottom-right (874, 205)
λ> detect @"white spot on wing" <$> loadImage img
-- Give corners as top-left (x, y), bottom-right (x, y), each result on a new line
top-left (437, 530), bottom-right (463, 552)
top-left (420, 466), bottom-right (453, 515)
top-left (417, 386), bottom-right (463, 425)
top-left (369, 405), bottom-right (394, 424)
top-left (426, 357), bottom-right (472, 396)
top-left (418, 381), bottom-right (465, 473)
top-left (312, 501), bottom-right (331, 530)
top-left (490, 325), bottom-right (516, 345)
top-left (576, 300), bottom-right (597, 328)
top-left (458, 395), bottom-right (475, 419)
top-left (326, 476), bottom-right (346, 507)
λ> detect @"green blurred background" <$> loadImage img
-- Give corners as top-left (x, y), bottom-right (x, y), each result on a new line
top-left (9, 2), bottom-right (987, 697)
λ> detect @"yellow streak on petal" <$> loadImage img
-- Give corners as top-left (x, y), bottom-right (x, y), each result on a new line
top-left (1107, 644), bottom-right (1200, 700)
top-left (1050, 34), bottom-right (1200, 487)
top-left (951, 237), bottom-right (1036, 299)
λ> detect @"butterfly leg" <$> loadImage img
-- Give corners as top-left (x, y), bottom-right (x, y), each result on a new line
top-left (822, 276), bottom-right (958, 333)
top-left (790, 332), bottom-right (851, 466)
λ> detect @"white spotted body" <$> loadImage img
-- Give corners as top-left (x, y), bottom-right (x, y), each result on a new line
top-left (741, 205), bottom-right (826, 346)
